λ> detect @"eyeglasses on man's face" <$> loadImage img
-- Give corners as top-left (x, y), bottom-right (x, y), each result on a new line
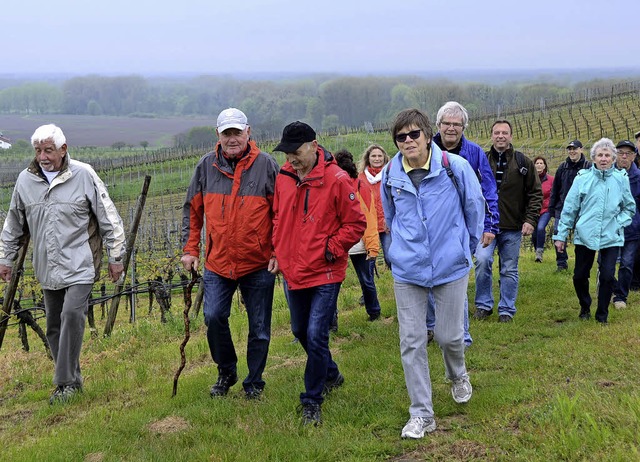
top-left (440, 121), bottom-right (464, 129)
top-left (395, 129), bottom-right (422, 143)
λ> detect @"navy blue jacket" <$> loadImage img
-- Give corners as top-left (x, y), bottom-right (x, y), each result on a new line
top-left (623, 162), bottom-right (640, 241)
top-left (434, 133), bottom-right (499, 235)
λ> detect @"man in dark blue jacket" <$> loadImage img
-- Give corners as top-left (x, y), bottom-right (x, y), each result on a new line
top-left (612, 140), bottom-right (640, 309)
top-left (548, 140), bottom-right (591, 271)
top-left (427, 102), bottom-right (499, 346)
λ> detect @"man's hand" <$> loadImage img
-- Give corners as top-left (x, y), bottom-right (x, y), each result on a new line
top-left (181, 254), bottom-right (199, 272)
top-left (108, 262), bottom-right (124, 283)
top-left (0, 264), bottom-right (12, 282)
top-left (481, 232), bottom-right (496, 248)
top-left (554, 240), bottom-right (565, 253)
top-left (521, 223), bottom-right (534, 236)
top-left (268, 257), bottom-right (279, 274)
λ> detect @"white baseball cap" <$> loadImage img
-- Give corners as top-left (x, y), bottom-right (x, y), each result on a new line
top-left (217, 108), bottom-right (248, 133)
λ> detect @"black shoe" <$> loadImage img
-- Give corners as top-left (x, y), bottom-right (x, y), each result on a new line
top-left (49, 384), bottom-right (82, 405)
top-left (358, 295), bottom-right (365, 306)
top-left (578, 311), bottom-right (591, 320)
top-left (323, 372), bottom-right (344, 396)
top-left (498, 314), bottom-right (512, 323)
top-left (210, 373), bottom-right (238, 397)
top-left (301, 403), bottom-right (322, 426)
top-left (244, 387), bottom-right (263, 400)
top-left (368, 312), bottom-right (381, 321)
top-left (556, 266), bottom-right (568, 272)
top-left (427, 329), bottom-right (434, 345)
top-left (473, 308), bottom-right (492, 320)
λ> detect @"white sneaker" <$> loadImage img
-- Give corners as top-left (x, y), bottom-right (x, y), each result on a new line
top-left (451, 376), bottom-right (472, 403)
top-left (401, 416), bottom-right (436, 439)
top-left (614, 300), bottom-right (627, 310)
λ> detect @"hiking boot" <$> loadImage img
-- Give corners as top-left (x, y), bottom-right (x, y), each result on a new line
top-left (613, 300), bottom-right (627, 310)
top-left (368, 311), bottom-right (381, 321)
top-left (556, 266), bottom-right (568, 272)
top-left (301, 403), bottom-right (322, 426)
top-left (244, 387), bottom-right (263, 400)
top-left (209, 373), bottom-right (238, 397)
top-left (401, 416), bottom-right (436, 439)
top-left (578, 310), bottom-right (591, 320)
top-left (49, 384), bottom-right (82, 405)
top-left (498, 314), bottom-right (513, 323)
top-left (427, 329), bottom-right (434, 345)
top-left (473, 308), bottom-right (492, 320)
top-left (451, 376), bottom-right (472, 403)
top-left (535, 248), bottom-right (543, 262)
top-left (323, 372), bottom-right (344, 396)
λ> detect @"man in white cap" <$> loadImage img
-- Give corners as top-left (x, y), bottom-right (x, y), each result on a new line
top-left (181, 108), bottom-right (279, 400)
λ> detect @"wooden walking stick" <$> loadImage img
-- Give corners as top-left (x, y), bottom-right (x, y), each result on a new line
top-left (103, 175), bottom-right (151, 337)
top-left (172, 268), bottom-right (199, 397)
top-left (0, 235), bottom-right (30, 351)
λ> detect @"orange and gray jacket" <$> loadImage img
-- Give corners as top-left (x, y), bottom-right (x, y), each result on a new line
top-left (0, 154), bottom-right (126, 290)
top-left (181, 140), bottom-right (279, 279)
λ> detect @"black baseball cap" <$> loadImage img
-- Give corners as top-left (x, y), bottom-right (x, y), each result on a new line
top-left (274, 121), bottom-right (316, 153)
top-left (616, 140), bottom-right (636, 150)
top-left (566, 140), bottom-right (583, 148)
top-left (634, 130), bottom-right (640, 140)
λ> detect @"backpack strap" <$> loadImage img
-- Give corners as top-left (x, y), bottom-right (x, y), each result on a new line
top-left (514, 151), bottom-right (528, 176)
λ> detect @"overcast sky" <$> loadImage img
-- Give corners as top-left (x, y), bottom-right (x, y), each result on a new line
top-left (4, 0), bottom-right (639, 77)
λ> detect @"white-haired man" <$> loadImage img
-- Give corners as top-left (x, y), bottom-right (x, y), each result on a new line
top-left (0, 124), bottom-right (126, 404)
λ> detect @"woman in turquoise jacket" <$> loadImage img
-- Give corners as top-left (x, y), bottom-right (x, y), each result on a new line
top-left (553, 137), bottom-right (636, 323)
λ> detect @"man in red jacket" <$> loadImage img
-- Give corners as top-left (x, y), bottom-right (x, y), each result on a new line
top-left (271, 121), bottom-right (365, 426)
top-left (181, 108), bottom-right (279, 400)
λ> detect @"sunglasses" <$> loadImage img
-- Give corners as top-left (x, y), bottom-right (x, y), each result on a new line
top-left (395, 129), bottom-right (422, 143)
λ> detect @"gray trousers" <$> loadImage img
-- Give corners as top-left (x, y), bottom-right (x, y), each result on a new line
top-left (395, 274), bottom-right (469, 418)
top-left (43, 284), bottom-right (92, 388)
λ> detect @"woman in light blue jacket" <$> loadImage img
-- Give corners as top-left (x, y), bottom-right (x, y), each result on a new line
top-left (381, 109), bottom-right (484, 440)
top-left (553, 138), bottom-right (636, 323)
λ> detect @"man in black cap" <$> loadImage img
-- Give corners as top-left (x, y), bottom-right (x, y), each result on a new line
top-left (548, 140), bottom-right (591, 271)
top-left (270, 121), bottom-right (365, 426)
top-left (612, 140), bottom-right (640, 309)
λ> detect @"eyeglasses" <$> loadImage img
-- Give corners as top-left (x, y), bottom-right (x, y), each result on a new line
top-left (618, 151), bottom-right (636, 157)
top-left (440, 121), bottom-right (464, 129)
top-left (395, 129), bottom-right (422, 143)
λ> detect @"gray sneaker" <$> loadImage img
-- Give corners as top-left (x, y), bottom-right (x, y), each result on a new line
top-left (49, 385), bottom-right (82, 405)
top-left (451, 376), bottom-right (472, 403)
top-left (401, 416), bottom-right (436, 439)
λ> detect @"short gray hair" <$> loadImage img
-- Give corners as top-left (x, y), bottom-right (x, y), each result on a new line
top-left (590, 138), bottom-right (617, 163)
top-left (436, 101), bottom-right (469, 128)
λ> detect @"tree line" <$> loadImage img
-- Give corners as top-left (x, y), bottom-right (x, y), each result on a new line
top-left (1, 74), bottom-right (639, 139)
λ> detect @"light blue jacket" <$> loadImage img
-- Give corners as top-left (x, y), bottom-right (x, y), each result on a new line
top-left (381, 143), bottom-right (485, 288)
top-left (553, 166), bottom-right (636, 250)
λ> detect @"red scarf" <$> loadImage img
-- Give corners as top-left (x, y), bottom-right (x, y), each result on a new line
top-left (368, 166), bottom-right (382, 176)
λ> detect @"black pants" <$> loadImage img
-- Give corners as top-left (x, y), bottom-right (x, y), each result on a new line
top-left (573, 245), bottom-right (619, 323)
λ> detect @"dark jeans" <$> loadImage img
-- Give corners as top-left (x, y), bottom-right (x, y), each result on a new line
top-left (553, 216), bottom-right (568, 269)
top-left (350, 253), bottom-right (381, 317)
top-left (532, 212), bottom-right (552, 250)
top-left (203, 268), bottom-right (275, 391)
top-left (285, 281), bottom-right (341, 405)
top-left (614, 239), bottom-right (640, 303)
top-left (573, 245), bottom-right (619, 323)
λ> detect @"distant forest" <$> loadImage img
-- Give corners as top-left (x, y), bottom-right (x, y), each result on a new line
top-left (1, 74), bottom-right (639, 140)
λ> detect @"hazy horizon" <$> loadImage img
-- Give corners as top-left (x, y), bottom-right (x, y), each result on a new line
top-left (5, 0), bottom-right (639, 76)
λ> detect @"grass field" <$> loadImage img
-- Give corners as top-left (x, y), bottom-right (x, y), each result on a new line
top-left (1, 246), bottom-right (639, 461)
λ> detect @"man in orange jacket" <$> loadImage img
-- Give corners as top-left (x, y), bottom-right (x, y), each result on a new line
top-left (181, 108), bottom-right (279, 400)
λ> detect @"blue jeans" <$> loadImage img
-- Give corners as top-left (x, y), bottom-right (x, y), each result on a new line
top-left (532, 212), bottom-right (552, 250)
top-left (614, 239), bottom-right (640, 303)
top-left (203, 268), bottom-right (275, 391)
top-left (350, 253), bottom-right (381, 317)
top-left (285, 281), bottom-right (341, 405)
top-left (395, 275), bottom-right (469, 418)
top-left (426, 292), bottom-right (472, 346)
top-left (380, 232), bottom-right (391, 267)
top-left (474, 230), bottom-right (522, 318)
top-left (573, 245), bottom-right (618, 322)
